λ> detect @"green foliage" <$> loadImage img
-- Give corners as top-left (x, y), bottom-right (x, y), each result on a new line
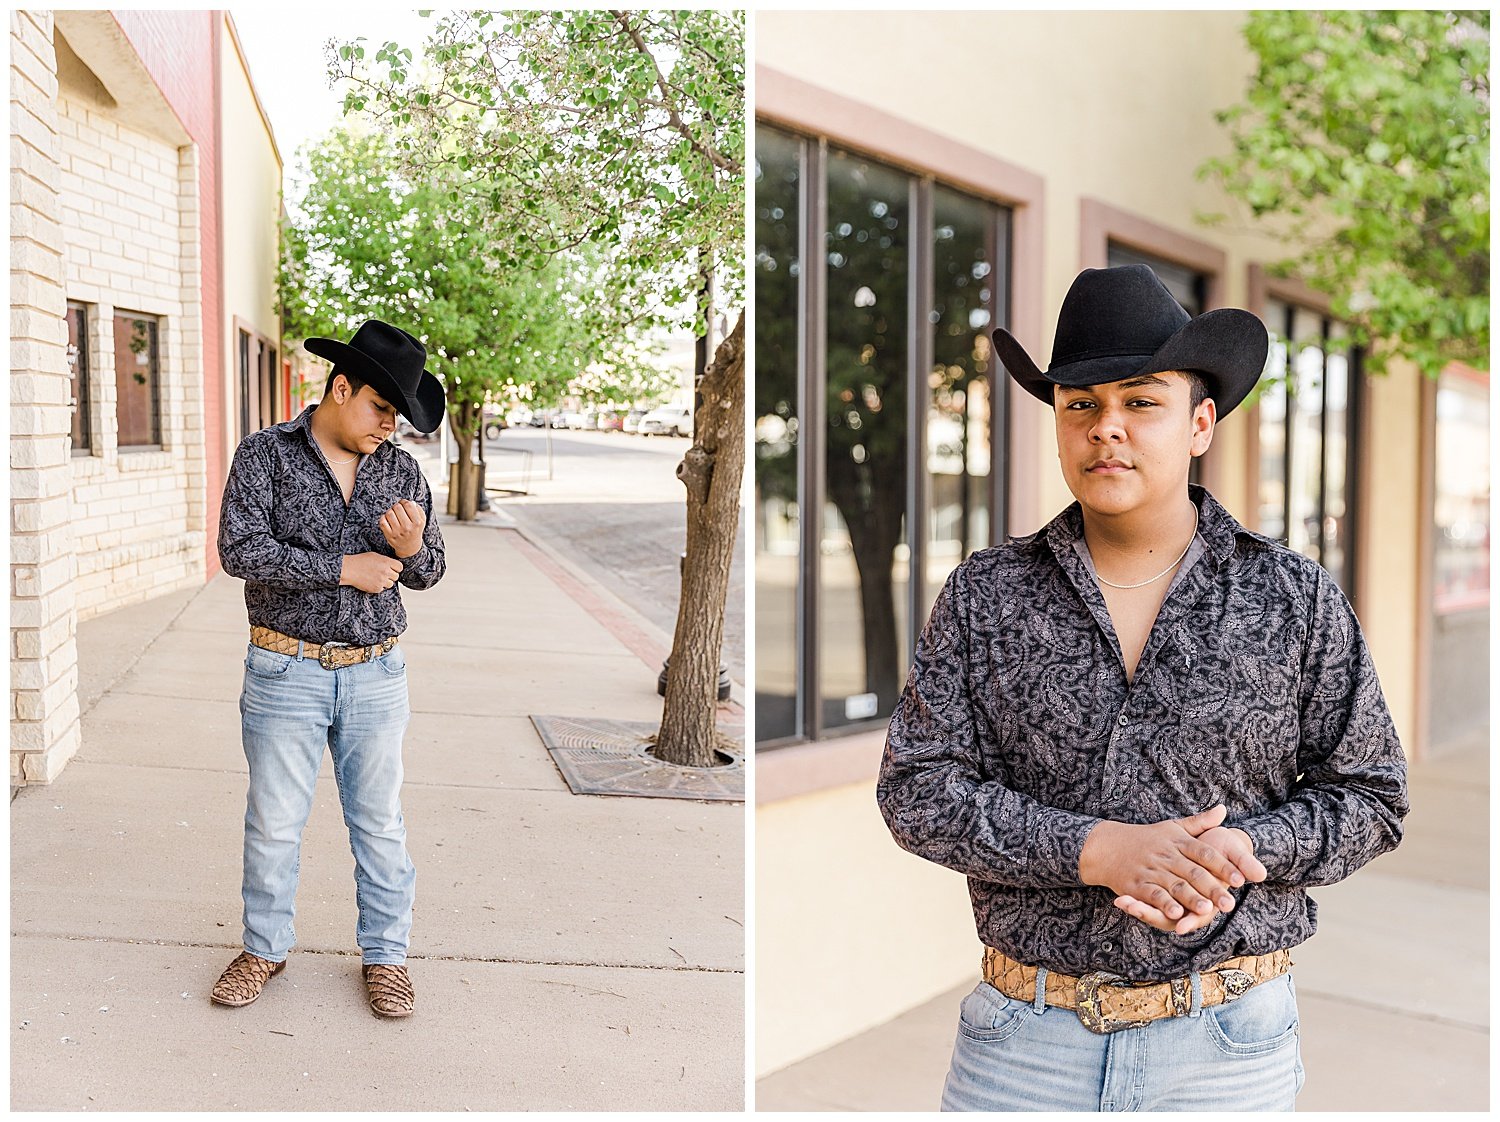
top-left (1201, 10), bottom-right (1488, 376)
top-left (335, 9), bottom-right (745, 338)
top-left (279, 128), bottom-right (591, 424)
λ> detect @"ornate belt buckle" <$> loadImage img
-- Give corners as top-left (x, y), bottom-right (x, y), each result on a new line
top-left (318, 641), bottom-right (351, 670)
top-left (1217, 967), bottom-right (1257, 1001)
top-left (1075, 971), bottom-right (1143, 1035)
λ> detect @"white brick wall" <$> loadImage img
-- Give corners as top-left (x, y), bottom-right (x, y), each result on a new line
top-left (56, 78), bottom-right (206, 623)
top-left (11, 9), bottom-right (80, 784)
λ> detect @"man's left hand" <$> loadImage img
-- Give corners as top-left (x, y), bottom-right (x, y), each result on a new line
top-left (1111, 826), bottom-right (1261, 935)
top-left (379, 499), bottom-right (426, 559)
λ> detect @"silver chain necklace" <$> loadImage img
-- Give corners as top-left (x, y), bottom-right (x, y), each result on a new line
top-left (324, 450), bottom-right (359, 465)
top-left (1095, 507), bottom-right (1199, 590)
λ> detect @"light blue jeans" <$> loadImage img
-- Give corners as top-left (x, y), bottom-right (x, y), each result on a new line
top-left (941, 970), bottom-right (1303, 1111)
top-left (238, 641), bottom-right (415, 966)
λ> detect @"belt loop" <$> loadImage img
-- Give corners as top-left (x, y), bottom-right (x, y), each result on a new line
top-left (1188, 970), bottom-right (1204, 1018)
top-left (1032, 966), bottom-right (1049, 1015)
top-left (296, 640), bottom-right (304, 662)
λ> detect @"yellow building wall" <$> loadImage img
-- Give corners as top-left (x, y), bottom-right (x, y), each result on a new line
top-left (218, 14), bottom-right (282, 465)
top-left (755, 9), bottom-right (1425, 1076)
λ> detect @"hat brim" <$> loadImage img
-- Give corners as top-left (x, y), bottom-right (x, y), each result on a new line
top-left (993, 308), bottom-right (1268, 418)
top-left (305, 337), bottom-right (448, 433)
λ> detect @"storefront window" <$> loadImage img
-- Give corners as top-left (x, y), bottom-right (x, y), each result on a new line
top-left (753, 124), bottom-right (1011, 748)
top-left (754, 128), bottom-right (802, 743)
top-left (1434, 371), bottom-right (1489, 611)
top-left (1256, 297), bottom-right (1361, 594)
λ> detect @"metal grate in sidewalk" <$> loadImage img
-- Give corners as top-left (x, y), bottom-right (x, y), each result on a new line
top-left (531, 714), bottom-right (744, 802)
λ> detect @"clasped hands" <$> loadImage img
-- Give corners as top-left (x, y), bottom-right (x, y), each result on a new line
top-left (1077, 805), bottom-right (1266, 936)
top-left (338, 500), bottom-right (427, 593)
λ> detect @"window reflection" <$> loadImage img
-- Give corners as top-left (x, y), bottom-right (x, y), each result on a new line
top-left (820, 150), bottom-right (910, 732)
top-left (754, 127), bottom-right (801, 743)
top-left (1434, 372), bottom-right (1490, 611)
top-left (926, 186), bottom-right (994, 619)
top-left (1257, 297), bottom-right (1359, 592)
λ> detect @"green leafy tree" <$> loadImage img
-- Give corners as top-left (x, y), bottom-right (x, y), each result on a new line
top-left (1201, 9), bottom-right (1489, 377)
top-left (339, 10), bottom-right (746, 767)
top-left (280, 127), bottom-right (590, 518)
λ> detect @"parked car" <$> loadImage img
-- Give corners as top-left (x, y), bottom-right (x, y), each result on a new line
top-left (597, 410), bottom-right (624, 432)
top-left (580, 410), bottom-right (600, 431)
top-left (553, 410), bottom-right (579, 429)
top-left (528, 411), bottom-right (547, 428)
top-left (622, 409), bottom-right (646, 434)
top-left (639, 405), bottom-right (692, 437)
top-left (506, 406), bottom-right (534, 428)
top-left (482, 418), bottom-right (504, 441)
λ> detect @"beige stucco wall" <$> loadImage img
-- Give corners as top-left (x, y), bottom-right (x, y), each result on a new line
top-left (756, 778), bottom-right (980, 1075)
top-left (54, 16), bottom-right (205, 621)
top-left (218, 13), bottom-right (282, 452)
top-left (755, 9), bottom-right (1426, 1075)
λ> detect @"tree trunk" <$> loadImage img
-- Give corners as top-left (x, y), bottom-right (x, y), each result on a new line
top-left (445, 402), bottom-right (481, 521)
top-left (656, 311), bottom-right (745, 768)
top-left (827, 438), bottom-right (908, 716)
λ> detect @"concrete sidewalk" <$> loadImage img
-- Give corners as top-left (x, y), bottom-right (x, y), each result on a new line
top-left (11, 516), bottom-right (744, 1111)
top-left (756, 729), bottom-right (1488, 1112)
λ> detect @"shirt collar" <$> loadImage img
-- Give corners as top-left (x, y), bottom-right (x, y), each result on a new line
top-left (1042, 485), bottom-right (1248, 567)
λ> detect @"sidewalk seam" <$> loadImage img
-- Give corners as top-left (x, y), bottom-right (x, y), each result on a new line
top-left (10, 933), bottom-right (743, 973)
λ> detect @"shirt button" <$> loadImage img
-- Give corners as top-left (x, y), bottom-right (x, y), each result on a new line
top-left (1102, 940), bottom-right (1114, 952)
top-left (1118, 714), bottom-right (1129, 727)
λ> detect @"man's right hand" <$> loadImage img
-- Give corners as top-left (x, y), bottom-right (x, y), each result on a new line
top-left (1078, 805), bottom-right (1267, 934)
top-left (339, 552), bottom-right (404, 594)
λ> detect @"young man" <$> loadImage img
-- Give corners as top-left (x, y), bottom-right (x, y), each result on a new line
top-left (877, 265), bottom-right (1408, 1111)
top-left (211, 319), bottom-right (447, 1018)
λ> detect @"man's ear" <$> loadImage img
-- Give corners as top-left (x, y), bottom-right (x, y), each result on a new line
top-left (1190, 398), bottom-right (1217, 457)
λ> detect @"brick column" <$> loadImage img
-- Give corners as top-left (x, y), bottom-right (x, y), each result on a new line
top-left (11, 10), bottom-right (80, 784)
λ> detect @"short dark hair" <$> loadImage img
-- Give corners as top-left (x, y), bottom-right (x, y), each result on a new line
top-left (1182, 370), bottom-right (1210, 411)
top-left (324, 365), bottom-right (366, 397)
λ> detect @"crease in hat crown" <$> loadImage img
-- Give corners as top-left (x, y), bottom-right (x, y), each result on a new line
top-left (990, 264), bottom-right (1269, 418)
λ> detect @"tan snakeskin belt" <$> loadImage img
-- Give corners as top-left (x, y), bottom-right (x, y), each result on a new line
top-left (982, 946), bottom-right (1293, 1035)
top-left (250, 625), bottom-right (399, 671)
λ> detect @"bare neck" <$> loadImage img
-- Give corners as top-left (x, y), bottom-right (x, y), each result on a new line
top-left (308, 403), bottom-right (360, 461)
top-left (1080, 496), bottom-right (1199, 572)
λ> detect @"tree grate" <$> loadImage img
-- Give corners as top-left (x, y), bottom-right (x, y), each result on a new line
top-left (530, 715), bottom-right (744, 802)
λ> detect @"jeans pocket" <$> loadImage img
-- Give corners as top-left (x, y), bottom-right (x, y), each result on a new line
top-left (374, 645), bottom-right (407, 676)
top-left (956, 982), bottom-right (1031, 1044)
top-left (244, 643), bottom-right (295, 680)
top-left (1203, 972), bottom-right (1299, 1056)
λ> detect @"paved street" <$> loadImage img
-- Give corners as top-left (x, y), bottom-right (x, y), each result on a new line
top-left (408, 426), bottom-right (745, 686)
top-left (754, 729), bottom-right (1489, 1111)
top-left (11, 516), bottom-right (744, 1111)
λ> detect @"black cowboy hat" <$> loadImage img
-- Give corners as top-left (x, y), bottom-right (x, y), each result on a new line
top-left (991, 264), bottom-right (1268, 417)
top-left (304, 319), bottom-right (447, 433)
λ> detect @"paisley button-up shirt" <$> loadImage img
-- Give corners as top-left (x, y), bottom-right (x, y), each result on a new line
top-left (218, 405), bottom-right (446, 645)
top-left (877, 486), bottom-right (1408, 982)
